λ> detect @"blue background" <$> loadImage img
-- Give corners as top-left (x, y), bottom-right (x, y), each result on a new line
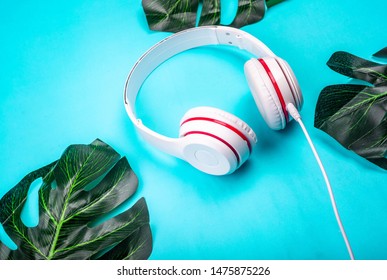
top-left (0, 0), bottom-right (386, 260)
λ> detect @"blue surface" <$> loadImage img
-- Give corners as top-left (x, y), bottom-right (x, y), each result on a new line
top-left (0, 0), bottom-right (386, 260)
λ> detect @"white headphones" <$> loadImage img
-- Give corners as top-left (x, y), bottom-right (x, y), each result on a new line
top-left (123, 26), bottom-right (356, 259)
top-left (124, 26), bottom-right (303, 176)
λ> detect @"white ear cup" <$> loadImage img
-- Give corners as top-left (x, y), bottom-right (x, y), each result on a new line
top-left (179, 106), bottom-right (257, 175)
top-left (244, 57), bottom-right (303, 130)
top-left (275, 57), bottom-right (303, 111)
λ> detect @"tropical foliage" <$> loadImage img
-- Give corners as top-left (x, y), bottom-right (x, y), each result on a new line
top-left (142, 0), bottom-right (284, 32)
top-left (314, 49), bottom-right (387, 170)
top-left (0, 139), bottom-right (152, 259)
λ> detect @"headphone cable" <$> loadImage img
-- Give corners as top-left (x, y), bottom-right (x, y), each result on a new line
top-left (287, 103), bottom-right (355, 260)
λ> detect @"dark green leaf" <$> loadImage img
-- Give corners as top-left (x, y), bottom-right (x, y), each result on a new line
top-left (316, 51), bottom-right (387, 169)
top-left (314, 84), bottom-right (367, 128)
top-left (315, 84), bottom-right (387, 169)
top-left (327, 51), bottom-right (387, 86)
top-left (142, 0), bottom-right (200, 32)
top-left (230, 0), bottom-right (265, 28)
top-left (142, 0), bottom-right (284, 33)
top-left (0, 139), bottom-right (152, 259)
top-left (266, 0), bottom-right (285, 8)
top-left (373, 47), bottom-right (387, 58)
top-left (96, 219), bottom-right (152, 260)
top-left (198, 0), bottom-right (221, 27)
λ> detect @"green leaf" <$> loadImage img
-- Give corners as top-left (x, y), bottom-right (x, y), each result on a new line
top-left (266, 0), bottom-right (285, 8)
top-left (229, 0), bottom-right (265, 29)
top-left (327, 51), bottom-right (387, 86)
top-left (142, 0), bottom-right (200, 33)
top-left (142, 0), bottom-right (284, 33)
top-left (373, 47), bottom-right (387, 58)
top-left (316, 50), bottom-right (387, 169)
top-left (315, 84), bottom-right (387, 170)
top-left (198, 0), bottom-right (221, 27)
top-left (0, 139), bottom-right (152, 259)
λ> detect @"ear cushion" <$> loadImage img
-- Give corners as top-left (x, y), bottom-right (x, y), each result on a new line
top-left (179, 106), bottom-right (257, 174)
top-left (244, 57), bottom-right (302, 130)
top-left (244, 58), bottom-right (285, 130)
top-left (275, 57), bottom-right (303, 111)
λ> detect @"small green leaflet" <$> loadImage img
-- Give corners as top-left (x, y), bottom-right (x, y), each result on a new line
top-left (373, 47), bottom-right (387, 58)
top-left (314, 50), bottom-right (387, 170)
top-left (141, 0), bottom-right (284, 33)
top-left (326, 51), bottom-right (387, 86)
top-left (0, 139), bottom-right (152, 259)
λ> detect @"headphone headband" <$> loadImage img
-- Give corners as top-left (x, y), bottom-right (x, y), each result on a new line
top-left (124, 26), bottom-right (276, 157)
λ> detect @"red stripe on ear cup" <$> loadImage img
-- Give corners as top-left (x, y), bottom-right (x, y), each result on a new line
top-left (276, 60), bottom-right (299, 110)
top-left (181, 117), bottom-right (252, 153)
top-left (182, 131), bottom-right (241, 166)
top-left (258, 58), bottom-right (289, 122)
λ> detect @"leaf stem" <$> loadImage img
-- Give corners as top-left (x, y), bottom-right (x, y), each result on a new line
top-left (47, 148), bottom-right (96, 259)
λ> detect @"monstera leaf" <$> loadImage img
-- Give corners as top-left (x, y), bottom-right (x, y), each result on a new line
top-left (314, 50), bottom-right (387, 170)
top-left (373, 47), bottom-right (387, 58)
top-left (142, 0), bottom-right (284, 32)
top-left (0, 139), bottom-right (152, 259)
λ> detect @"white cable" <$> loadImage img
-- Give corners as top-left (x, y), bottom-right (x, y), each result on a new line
top-left (287, 103), bottom-right (355, 260)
